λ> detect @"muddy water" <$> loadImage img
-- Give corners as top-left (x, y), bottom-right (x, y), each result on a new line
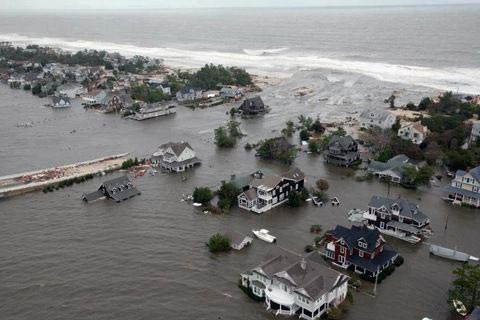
top-left (0, 77), bottom-right (478, 320)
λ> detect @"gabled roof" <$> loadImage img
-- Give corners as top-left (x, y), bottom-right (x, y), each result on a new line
top-left (102, 176), bottom-right (141, 202)
top-left (241, 96), bottom-right (265, 109)
top-left (159, 142), bottom-right (194, 157)
top-left (282, 167), bottom-right (305, 182)
top-left (251, 174), bottom-right (283, 190)
top-left (253, 249), bottom-right (347, 301)
top-left (179, 86), bottom-right (202, 94)
top-left (52, 96), bottom-right (71, 105)
top-left (326, 225), bottom-right (382, 252)
top-left (368, 195), bottom-right (429, 224)
top-left (368, 154), bottom-right (411, 173)
top-left (328, 135), bottom-right (356, 150)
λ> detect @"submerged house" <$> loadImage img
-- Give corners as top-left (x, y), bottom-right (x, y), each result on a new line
top-left (57, 83), bottom-right (87, 98)
top-left (324, 135), bottom-right (360, 167)
top-left (238, 96), bottom-right (267, 116)
top-left (220, 86), bottom-right (243, 100)
top-left (240, 249), bottom-right (349, 320)
top-left (51, 96), bottom-right (71, 108)
top-left (237, 167), bottom-right (305, 214)
top-left (442, 166), bottom-right (480, 207)
top-left (368, 154), bottom-right (416, 184)
top-left (151, 142), bottom-right (201, 172)
top-left (364, 195), bottom-right (430, 242)
top-left (225, 231), bottom-right (253, 250)
top-left (324, 225), bottom-right (398, 278)
top-left (82, 176), bottom-right (141, 203)
top-left (129, 103), bottom-right (176, 121)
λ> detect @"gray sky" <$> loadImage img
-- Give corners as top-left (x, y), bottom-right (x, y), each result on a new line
top-left (3, 0), bottom-right (480, 11)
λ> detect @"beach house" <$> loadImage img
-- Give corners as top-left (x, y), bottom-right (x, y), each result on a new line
top-left (359, 109), bottom-right (396, 130)
top-left (151, 142), bottom-right (201, 172)
top-left (442, 166), bottom-right (480, 207)
top-left (238, 96), bottom-right (267, 116)
top-left (324, 225), bottom-right (398, 278)
top-left (240, 249), bottom-right (349, 320)
top-left (324, 135), bottom-right (360, 167)
top-left (397, 121), bottom-right (428, 145)
top-left (82, 176), bottom-right (141, 203)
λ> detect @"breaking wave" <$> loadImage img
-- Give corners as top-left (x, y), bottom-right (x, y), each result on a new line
top-left (1, 33), bottom-right (480, 94)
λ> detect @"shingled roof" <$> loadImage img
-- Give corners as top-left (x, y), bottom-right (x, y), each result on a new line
top-left (368, 195), bottom-right (429, 224)
top-left (326, 225), bottom-right (383, 252)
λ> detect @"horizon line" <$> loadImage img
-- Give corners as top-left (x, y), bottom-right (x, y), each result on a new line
top-left (1, 2), bottom-right (480, 13)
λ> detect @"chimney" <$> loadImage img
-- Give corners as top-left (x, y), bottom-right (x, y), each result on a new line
top-left (300, 258), bottom-right (307, 271)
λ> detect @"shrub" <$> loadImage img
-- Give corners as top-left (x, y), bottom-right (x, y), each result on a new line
top-left (310, 224), bottom-right (323, 233)
top-left (207, 233), bottom-right (231, 253)
top-left (394, 255), bottom-right (404, 267)
top-left (288, 191), bottom-right (302, 208)
top-left (316, 179), bottom-right (329, 191)
top-left (193, 187), bottom-right (213, 204)
top-left (299, 129), bottom-right (310, 141)
top-left (327, 307), bottom-right (343, 320)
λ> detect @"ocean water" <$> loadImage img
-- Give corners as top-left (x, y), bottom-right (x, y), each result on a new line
top-left (0, 5), bottom-right (479, 92)
top-left (1, 6), bottom-right (480, 320)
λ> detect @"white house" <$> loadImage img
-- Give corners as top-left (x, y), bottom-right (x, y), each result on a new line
top-left (82, 90), bottom-right (107, 106)
top-left (151, 142), bottom-right (201, 172)
top-left (359, 109), bottom-right (397, 130)
top-left (237, 168), bottom-right (305, 214)
top-left (225, 231), bottom-right (253, 250)
top-left (176, 86), bottom-right (203, 102)
top-left (241, 249), bottom-right (349, 320)
top-left (443, 166), bottom-right (480, 207)
top-left (397, 121), bottom-right (428, 144)
top-left (469, 123), bottom-right (480, 147)
top-left (57, 83), bottom-right (87, 98)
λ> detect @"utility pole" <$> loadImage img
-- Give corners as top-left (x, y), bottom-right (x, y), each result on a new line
top-left (373, 265), bottom-right (380, 297)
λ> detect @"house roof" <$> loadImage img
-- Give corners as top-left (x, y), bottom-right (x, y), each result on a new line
top-left (51, 96), bottom-right (71, 105)
top-left (368, 154), bottom-right (411, 173)
top-left (359, 108), bottom-right (394, 121)
top-left (241, 96), bottom-right (264, 109)
top-left (326, 225), bottom-right (382, 252)
top-left (253, 248), bottom-right (346, 301)
top-left (82, 190), bottom-right (105, 202)
top-left (282, 167), bottom-right (305, 182)
top-left (368, 195), bottom-right (429, 224)
top-left (159, 142), bottom-right (194, 157)
top-left (225, 231), bottom-right (252, 247)
top-left (347, 246), bottom-right (398, 273)
top-left (179, 86), bottom-right (202, 94)
top-left (251, 174), bottom-right (283, 190)
top-left (101, 176), bottom-right (141, 202)
top-left (328, 135), bottom-right (356, 150)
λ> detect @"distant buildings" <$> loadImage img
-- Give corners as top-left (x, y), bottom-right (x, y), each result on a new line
top-left (151, 142), bottom-right (201, 172)
top-left (324, 225), bottom-right (398, 278)
top-left (82, 176), bottom-right (141, 203)
top-left (238, 96), bottom-right (267, 116)
top-left (324, 135), bottom-right (360, 167)
top-left (397, 121), bottom-right (428, 145)
top-left (359, 109), bottom-right (396, 130)
top-left (237, 167), bottom-right (305, 214)
top-left (240, 249), bottom-right (349, 320)
top-left (176, 86), bottom-right (203, 102)
top-left (442, 166), bottom-right (480, 207)
top-left (469, 123), bottom-right (480, 147)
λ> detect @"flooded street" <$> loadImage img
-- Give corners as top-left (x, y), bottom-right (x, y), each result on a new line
top-left (0, 74), bottom-right (479, 320)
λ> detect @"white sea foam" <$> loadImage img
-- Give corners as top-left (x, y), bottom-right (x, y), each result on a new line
top-left (2, 33), bottom-right (480, 94)
top-left (242, 47), bottom-right (289, 56)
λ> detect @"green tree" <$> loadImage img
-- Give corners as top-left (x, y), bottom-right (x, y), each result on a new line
top-left (193, 187), bottom-right (213, 204)
top-left (31, 83), bottom-right (42, 95)
top-left (299, 129), bottom-right (310, 141)
top-left (308, 140), bottom-right (321, 153)
top-left (449, 264), bottom-right (480, 312)
top-left (402, 165), bottom-right (434, 188)
top-left (392, 119), bottom-right (401, 133)
top-left (384, 94), bottom-right (396, 108)
top-left (217, 182), bottom-right (240, 210)
top-left (288, 191), bottom-right (302, 208)
top-left (316, 179), bottom-right (330, 191)
top-left (282, 120), bottom-right (295, 137)
top-left (214, 126), bottom-right (236, 148)
top-left (207, 233), bottom-right (231, 253)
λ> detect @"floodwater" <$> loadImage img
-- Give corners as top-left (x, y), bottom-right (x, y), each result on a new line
top-left (0, 78), bottom-right (479, 320)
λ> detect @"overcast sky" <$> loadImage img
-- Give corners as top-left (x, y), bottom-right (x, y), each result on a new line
top-left (3, 0), bottom-right (480, 11)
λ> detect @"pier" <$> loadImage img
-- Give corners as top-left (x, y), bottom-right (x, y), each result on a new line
top-left (0, 153), bottom-right (130, 199)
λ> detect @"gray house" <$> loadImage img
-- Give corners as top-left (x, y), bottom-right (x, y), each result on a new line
top-left (176, 86), bottom-right (203, 102)
top-left (51, 96), bottom-right (71, 108)
top-left (238, 96), bottom-right (267, 116)
top-left (82, 176), bottom-right (141, 203)
top-left (324, 135), bottom-right (360, 167)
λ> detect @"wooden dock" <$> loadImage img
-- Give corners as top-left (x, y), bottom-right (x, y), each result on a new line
top-left (0, 153), bottom-right (130, 199)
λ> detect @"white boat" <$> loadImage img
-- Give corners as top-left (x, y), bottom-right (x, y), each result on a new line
top-left (453, 299), bottom-right (468, 316)
top-left (374, 226), bottom-right (422, 243)
top-left (252, 229), bottom-right (276, 243)
top-left (348, 209), bottom-right (367, 223)
top-left (429, 244), bottom-right (479, 262)
top-left (192, 202), bottom-right (202, 207)
top-left (331, 197), bottom-right (340, 206)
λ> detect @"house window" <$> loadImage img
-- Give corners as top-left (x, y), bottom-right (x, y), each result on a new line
top-left (399, 216), bottom-right (403, 223)
top-left (380, 213), bottom-right (386, 219)
top-left (380, 222), bottom-right (385, 229)
top-left (359, 250), bottom-right (364, 258)
top-left (474, 186), bottom-right (480, 193)
top-left (340, 247), bottom-right (346, 254)
top-left (326, 250), bottom-right (335, 259)
top-left (339, 255), bottom-right (345, 264)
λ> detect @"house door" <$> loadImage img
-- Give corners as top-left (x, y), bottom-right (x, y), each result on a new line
top-left (380, 222), bottom-right (385, 229)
